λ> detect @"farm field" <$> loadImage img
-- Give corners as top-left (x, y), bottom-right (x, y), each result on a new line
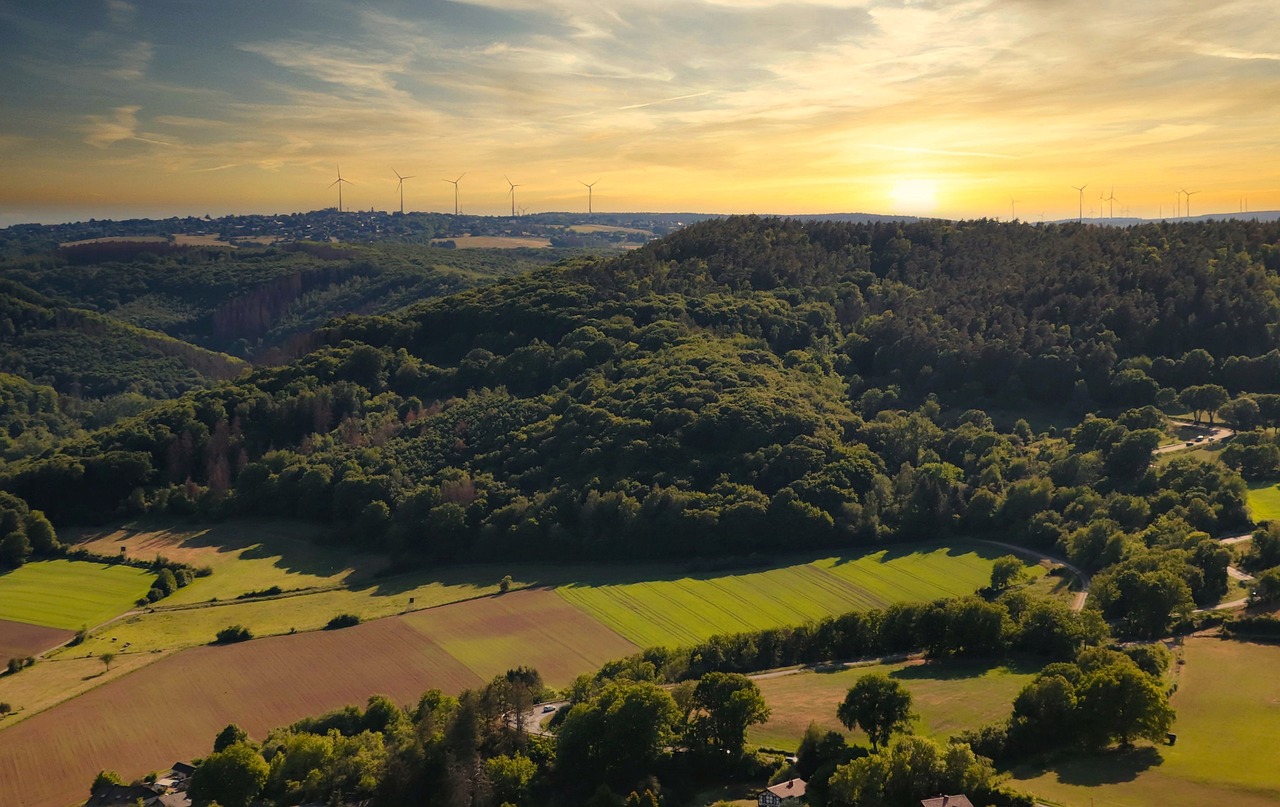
top-left (0, 560), bottom-right (154, 630)
top-left (0, 617), bottom-right (483, 807)
top-left (432, 235), bottom-right (551, 249)
top-left (0, 589), bottom-right (636, 807)
top-left (0, 619), bottom-right (73, 667)
top-left (747, 658), bottom-right (1040, 752)
top-left (72, 520), bottom-right (390, 605)
top-left (1013, 638), bottom-right (1280, 807)
top-left (400, 588), bottom-right (639, 684)
top-left (1246, 481), bottom-right (1280, 522)
top-left (558, 543), bottom-right (1023, 648)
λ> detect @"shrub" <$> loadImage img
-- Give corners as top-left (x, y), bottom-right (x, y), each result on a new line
top-left (214, 625), bottom-right (253, 645)
top-left (324, 613), bottom-right (361, 630)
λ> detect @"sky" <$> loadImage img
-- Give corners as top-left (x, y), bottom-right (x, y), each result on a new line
top-left (1, 0), bottom-right (1278, 225)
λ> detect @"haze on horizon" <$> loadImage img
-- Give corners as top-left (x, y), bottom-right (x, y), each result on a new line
top-left (1, 0), bottom-right (1278, 227)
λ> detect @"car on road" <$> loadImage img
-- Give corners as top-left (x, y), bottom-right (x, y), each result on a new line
top-left (542, 704), bottom-right (556, 713)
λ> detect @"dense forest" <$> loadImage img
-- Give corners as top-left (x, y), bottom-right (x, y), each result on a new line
top-left (3, 217), bottom-right (1272, 633)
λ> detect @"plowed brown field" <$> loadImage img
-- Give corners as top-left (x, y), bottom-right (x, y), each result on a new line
top-left (0, 589), bottom-right (637, 807)
top-left (0, 619), bottom-right (72, 667)
top-left (0, 618), bottom-right (479, 807)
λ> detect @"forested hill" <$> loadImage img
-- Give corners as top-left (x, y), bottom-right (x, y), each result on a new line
top-left (0, 278), bottom-right (248, 400)
top-left (0, 219), bottom-right (1267, 599)
top-left (0, 240), bottom-right (567, 363)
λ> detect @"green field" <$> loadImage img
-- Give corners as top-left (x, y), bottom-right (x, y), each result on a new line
top-left (747, 658), bottom-right (1040, 751)
top-left (557, 543), bottom-right (1025, 648)
top-left (0, 560), bottom-right (155, 630)
top-left (1013, 638), bottom-right (1280, 807)
top-left (1246, 481), bottom-right (1280, 522)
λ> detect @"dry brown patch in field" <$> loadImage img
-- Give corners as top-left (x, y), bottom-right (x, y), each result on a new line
top-left (0, 619), bottom-right (479, 807)
top-left (0, 620), bottom-right (72, 667)
top-left (402, 588), bottom-right (639, 686)
top-left (431, 235), bottom-right (551, 249)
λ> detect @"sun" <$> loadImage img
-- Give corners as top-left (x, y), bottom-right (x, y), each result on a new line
top-left (889, 179), bottom-right (939, 213)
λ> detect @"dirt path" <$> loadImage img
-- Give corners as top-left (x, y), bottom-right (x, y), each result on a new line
top-left (975, 539), bottom-right (1091, 611)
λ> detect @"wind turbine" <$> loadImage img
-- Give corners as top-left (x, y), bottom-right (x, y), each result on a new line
top-left (1182, 188), bottom-right (1199, 218)
top-left (505, 175), bottom-right (522, 217)
top-left (581, 180), bottom-right (600, 214)
top-left (1010, 199), bottom-right (1019, 221)
top-left (443, 173), bottom-right (465, 215)
top-left (329, 165), bottom-right (353, 213)
top-left (1105, 187), bottom-right (1118, 219)
top-left (1072, 184), bottom-right (1088, 223)
top-left (392, 169), bottom-right (415, 215)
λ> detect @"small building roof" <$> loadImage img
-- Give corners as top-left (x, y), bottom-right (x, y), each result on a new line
top-left (920, 796), bottom-right (975, 807)
top-left (766, 778), bottom-right (807, 799)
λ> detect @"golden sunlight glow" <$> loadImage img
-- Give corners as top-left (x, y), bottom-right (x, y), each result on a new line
top-left (889, 179), bottom-right (939, 214)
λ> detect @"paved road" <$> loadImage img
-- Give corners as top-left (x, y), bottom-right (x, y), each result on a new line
top-left (1196, 533), bottom-right (1256, 612)
top-left (1154, 420), bottom-right (1234, 455)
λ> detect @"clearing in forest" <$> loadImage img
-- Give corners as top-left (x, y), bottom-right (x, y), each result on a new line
top-left (557, 543), bottom-right (1019, 649)
top-left (1246, 481), bottom-right (1280, 522)
top-left (0, 560), bottom-right (154, 630)
top-left (747, 657), bottom-right (1040, 751)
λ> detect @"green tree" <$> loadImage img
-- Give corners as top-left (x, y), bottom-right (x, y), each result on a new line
top-left (189, 742), bottom-right (269, 807)
top-left (99, 652), bottom-right (115, 672)
top-left (213, 724), bottom-right (249, 753)
top-left (827, 735), bottom-right (998, 807)
top-left (557, 680), bottom-right (680, 784)
top-left (686, 671), bottom-right (771, 758)
top-left (1179, 385), bottom-right (1230, 425)
top-left (485, 753), bottom-right (537, 805)
top-left (989, 555), bottom-right (1027, 591)
top-left (1077, 662), bottom-right (1175, 748)
top-left (836, 673), bottom-right (915, 750)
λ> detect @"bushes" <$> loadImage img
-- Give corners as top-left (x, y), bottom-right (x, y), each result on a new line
top-left (214, 625), bottom-right (253, 644)
top-left (324, 613), bottom-right (360, 630)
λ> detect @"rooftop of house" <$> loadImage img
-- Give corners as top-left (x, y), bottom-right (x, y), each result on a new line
top-left (920, 795), bottom-right (976, 807)
top-left (765, 778), bottom-right (808, 799)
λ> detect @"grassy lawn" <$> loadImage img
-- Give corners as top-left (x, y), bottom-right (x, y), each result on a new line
top-left (0, 560), bottom-right (155, 630)
top-left (557, 543), bottom-right (1030, 649)
top-left (1012, 637), bottom-right (1280, 807)
top-left (747, 657), bottom-right (1041, 752)
top-left (1246, 481), bottom-right (1280, 522)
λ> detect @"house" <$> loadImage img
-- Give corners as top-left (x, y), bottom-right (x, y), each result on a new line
top-left (151, 761), bottom-right (196, 794)
top-left (758, 777), bottom-right (807, 807)
top-left (920, 796), bottom-right (976, 807)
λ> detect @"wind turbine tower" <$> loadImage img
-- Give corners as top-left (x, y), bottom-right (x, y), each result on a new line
top-left (505, 175), bottom-right (522, 217)
top-left (329, 166), bottom-right (353, 213)
top-left (581, 180), bottom-right (599, 215)
top-left (1182, 188), bottom-right (1200, 218)
top-left (1072, 184), bottom-right (1088, 223)
top-left (443, 174), bottom-right (465, 215)
top-left (1010, 198), bottom-right (1019, 221)
top-left (392, 169), bottom-right (414, 215)
top-left (1105, 187), bottom-right (1118, 219)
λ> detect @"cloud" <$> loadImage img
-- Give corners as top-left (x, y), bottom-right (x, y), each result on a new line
top-left (83, 105), bottom-right (143, 148)
top-left (111, 40), bottom-right (153, 80)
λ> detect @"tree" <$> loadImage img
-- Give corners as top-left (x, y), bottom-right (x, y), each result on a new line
top-left (686, 671), bottom-right (771, 758)
top-left (827, 735), bottom-right (998, 807)
top-left (91, 770), bottom-right (124, 795)
top-left (213, 724), bottom-right (249, 753)
top-left (556, 680), bottom-right (680, 784)
top-left (989, 555), bottom-right (1027, 591)
top-left (99, 652), bottom-right (115, 672)
top-left (1077, 662), bottom-right (1174, 748)
top-left (485, 753), bottom-right (536, 805)
top-left (1179, 385), bottom-right (1229, 425)
top-left (837, 673), bottom-right (915, 750)
top-left (188, 742), bottom-right (269, 807)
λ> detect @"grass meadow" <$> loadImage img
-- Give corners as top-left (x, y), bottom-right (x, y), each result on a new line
top-left (558, 543), bottom-right (1024, 648)
top-left (1246, 481), bottom-right (1280, 522)
top-left (0, 560), bottom-right (154, 630)
top-left (1013, 638), bottom-right (1280, 807)
top-left (747, 658), bottom-right (1041, 751)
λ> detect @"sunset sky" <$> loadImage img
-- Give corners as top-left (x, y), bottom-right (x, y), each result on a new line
top-left (1, 0), bottom-right (1278, 225)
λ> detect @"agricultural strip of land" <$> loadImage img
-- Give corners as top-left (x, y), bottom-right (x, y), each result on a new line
top-left (0, 618), bottom-right (481, 807)
top-left (71, 521), bottom-right (389, 605)
top-left (1013, 638), bottom-right (1280, 807)
top-left (0, 619), bottom-right (73, 667)
top-left (0, 560), bottom-right (154, 630)
top-left (558, 544), bottom-right (1011, 649)
top-left (400, 588), bottom-right (639, 685)
top-left (746, 658), bottom-right (1040, 751)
